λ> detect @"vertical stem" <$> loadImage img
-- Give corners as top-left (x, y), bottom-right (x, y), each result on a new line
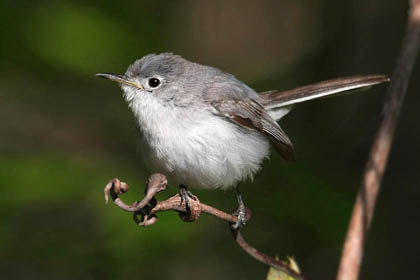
top-left (336, 1), bottom-right (420, 280)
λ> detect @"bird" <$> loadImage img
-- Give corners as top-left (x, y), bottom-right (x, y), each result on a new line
top-left (97, 52), bottom-right (388, 229)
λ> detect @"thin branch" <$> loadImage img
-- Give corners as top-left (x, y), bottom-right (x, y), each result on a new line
top-left (232, 230), bottom-right (305, 280)
top-left (104, 174), bottom-right (304, 280)
top-left (336, 1), bottom-right (420, 280)
top-left (104, 174), bottom-right (240, 224)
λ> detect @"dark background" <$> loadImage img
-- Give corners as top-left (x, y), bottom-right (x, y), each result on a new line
top-left (1, 0), bottom-right (419, 279)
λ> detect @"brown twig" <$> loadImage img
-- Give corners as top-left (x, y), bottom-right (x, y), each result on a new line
top-left (336, 1), bottom-right (420, 280)
top-left (104, 174), bottom-right (240, 224)
top-left (232, 230), bottom-right (305, 280)
top-left (104, 173), bottom-right (304, 280)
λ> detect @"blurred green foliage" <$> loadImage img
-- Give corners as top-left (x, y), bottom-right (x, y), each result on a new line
top-left (22, 2), bottom-right (136, 74)
top-left (1, 1), bottom-right (419, 279)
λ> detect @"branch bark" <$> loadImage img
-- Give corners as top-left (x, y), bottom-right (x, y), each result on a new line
top-left (336, 1), bottom-right (420, 280)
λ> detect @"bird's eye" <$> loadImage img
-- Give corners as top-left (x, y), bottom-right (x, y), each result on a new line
top-left (148, 78), bottom-right (160, 88)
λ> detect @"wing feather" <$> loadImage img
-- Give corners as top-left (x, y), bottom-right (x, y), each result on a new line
top-left (211, 99), bottom-right (295, 161)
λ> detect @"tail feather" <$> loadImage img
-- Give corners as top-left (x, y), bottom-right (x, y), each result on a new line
top-left (260, 75), bottom-right (389, 112)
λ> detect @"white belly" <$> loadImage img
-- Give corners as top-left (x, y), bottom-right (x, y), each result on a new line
top-left (130, 95), bottom-right (270, 190)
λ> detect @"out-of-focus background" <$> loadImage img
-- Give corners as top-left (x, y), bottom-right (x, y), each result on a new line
top-left (1, 0), bottom-right (419, 279)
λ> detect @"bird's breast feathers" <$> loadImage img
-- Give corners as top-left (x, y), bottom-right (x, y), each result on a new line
top-left (129, 94), bottom-right (270, 190)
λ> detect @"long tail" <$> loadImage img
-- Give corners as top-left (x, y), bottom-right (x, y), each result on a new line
top-left (260, 74), bottom-right (389, 120)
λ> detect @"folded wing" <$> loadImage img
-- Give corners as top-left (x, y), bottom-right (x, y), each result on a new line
top-left (211, 99), bottom-right (295, 161)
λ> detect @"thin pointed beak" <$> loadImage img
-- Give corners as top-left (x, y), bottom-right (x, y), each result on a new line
top-left (96, 73), bottom-right (144, 90)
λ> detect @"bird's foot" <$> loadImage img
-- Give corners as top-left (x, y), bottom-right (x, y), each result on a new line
top-left (231, 202), bottom-right (247, 230)
top-left (179, 184), bottom-right (197, 219)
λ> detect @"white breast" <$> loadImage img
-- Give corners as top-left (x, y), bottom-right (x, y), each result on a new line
top-left (129, 93), bottom-right (270, 190)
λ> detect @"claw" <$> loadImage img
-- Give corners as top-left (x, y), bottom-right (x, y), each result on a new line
top-left (231, 203), bottom-right (247, 230)
top-left (179, 184), bottom-right (198, 221)
top-left (231, 185), bottom-right (248, 230)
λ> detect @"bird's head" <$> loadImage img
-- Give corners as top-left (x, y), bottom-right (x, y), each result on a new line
top-left (96, 53), bottom-right (188, 105)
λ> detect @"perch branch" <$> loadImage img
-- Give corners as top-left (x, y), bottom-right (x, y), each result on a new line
top-left (337, 1), bottom-right (420, 280)
top-left (104, 173), bottom-right (305, 280)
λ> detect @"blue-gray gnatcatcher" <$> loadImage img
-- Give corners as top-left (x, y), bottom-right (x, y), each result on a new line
top-left (97, 53), bottom-right (388, 228)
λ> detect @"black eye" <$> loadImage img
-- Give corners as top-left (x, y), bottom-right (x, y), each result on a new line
top-left (148, 78), bottom-right (160, 88)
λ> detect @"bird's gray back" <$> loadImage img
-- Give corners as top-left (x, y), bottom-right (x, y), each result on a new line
top-left (177, 59), bottom-right (259, 101)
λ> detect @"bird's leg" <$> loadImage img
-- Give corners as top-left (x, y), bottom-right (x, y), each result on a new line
top-left (232, 185), bottom-right (247, 230)
top-left (179, 184), bottom-right (197, 218)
